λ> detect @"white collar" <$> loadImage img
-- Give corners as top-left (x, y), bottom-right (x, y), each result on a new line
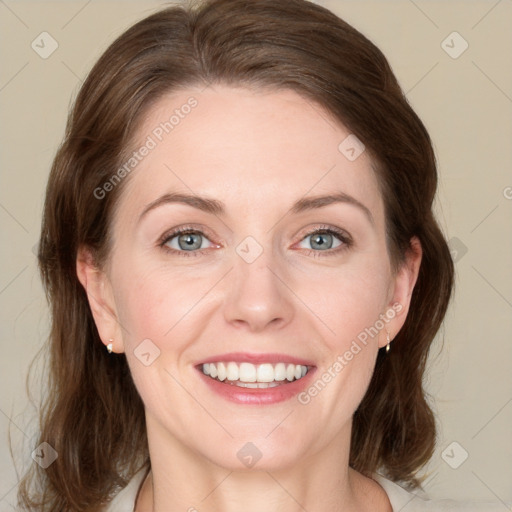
top-left (105, 467), bottom-right (509, 511)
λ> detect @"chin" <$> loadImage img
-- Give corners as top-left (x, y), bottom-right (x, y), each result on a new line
top-left (201, 435), bottom-right (310, 473)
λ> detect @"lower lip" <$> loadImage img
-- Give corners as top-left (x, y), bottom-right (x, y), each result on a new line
top-left (196, 366), bottom-right (317, 405)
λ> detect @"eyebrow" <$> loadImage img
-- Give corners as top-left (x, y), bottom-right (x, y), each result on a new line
top-left (138, 191), bottom-right (374, 225)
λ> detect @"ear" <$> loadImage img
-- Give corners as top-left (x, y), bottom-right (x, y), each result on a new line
top-left (76, 245), bottom-right (125, 353)
top-left (379, 236), bottom-right (422, 348)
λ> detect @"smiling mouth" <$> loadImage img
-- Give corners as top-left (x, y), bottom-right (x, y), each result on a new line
top-left (198, 361), bottom-right (311, 388)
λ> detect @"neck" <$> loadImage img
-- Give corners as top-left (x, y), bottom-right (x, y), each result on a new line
top-left (134, 416), bottom-right (388, 512)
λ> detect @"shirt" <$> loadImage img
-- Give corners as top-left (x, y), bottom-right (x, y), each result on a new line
top-left (105, 467), bottom-right (510, 511)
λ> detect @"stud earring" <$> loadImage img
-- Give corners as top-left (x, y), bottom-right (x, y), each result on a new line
top-left (107, 339), bottom-right (113, 354)
top-left (385, 330), bottom-right (391, 353)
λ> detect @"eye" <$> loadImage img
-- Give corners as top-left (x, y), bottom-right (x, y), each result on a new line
top-left (158, 225), bottom-right (352, 258)
top-left (160, 227), bottom-right (215, 256)
top-left (296, 226), bottom-right (352, 256)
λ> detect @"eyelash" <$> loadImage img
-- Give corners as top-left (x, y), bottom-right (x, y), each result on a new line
top-left (158, 224), bottom-right (353, 258)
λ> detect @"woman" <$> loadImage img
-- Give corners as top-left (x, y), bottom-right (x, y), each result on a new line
top-left (17, 0), bottom-right (506, 510)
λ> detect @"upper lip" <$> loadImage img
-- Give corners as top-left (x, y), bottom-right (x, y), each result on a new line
top-left (196, 352), bottom-right (316, 367)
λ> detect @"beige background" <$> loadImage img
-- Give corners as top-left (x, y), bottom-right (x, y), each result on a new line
top-left (1, 0), bottom-right (511, 507)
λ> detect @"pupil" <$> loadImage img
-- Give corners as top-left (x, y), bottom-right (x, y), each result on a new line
top-left (313, 233), bottom-right (331, 250)
top-left (180, 233), bottom-right (200, 250)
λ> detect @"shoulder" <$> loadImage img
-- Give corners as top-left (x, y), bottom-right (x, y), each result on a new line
top-left (103, 468), bottom-right (147, 512)
top-left (371, 472), bottom-right (511, 511)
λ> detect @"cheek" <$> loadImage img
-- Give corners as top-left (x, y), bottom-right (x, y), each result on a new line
top-left (304, 258), bottom-right (391, 345)
top-left (297, 268), bottom-right (389, 423)
top-left (111, 266), bottom-right (202, 417)
top-left (112, 253), bottom-right (207, 343)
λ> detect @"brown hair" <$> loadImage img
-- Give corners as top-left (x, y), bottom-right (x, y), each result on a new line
top-left (18, 0), bottom-right (454, 509)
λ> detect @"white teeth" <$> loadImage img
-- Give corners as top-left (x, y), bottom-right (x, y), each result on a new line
top-left (201, 361), bottom-right (310, 384)
top-left (239, 362), bottom-right (257, 382)
top-left (274, 362), bottom-right (286, 381)
top-left (233, 381), bottom-right (281, 388)
top-left (226, 362), bottom-right (239, 381)
top-left (257, 363), bottom-right (275, 383)
top-left (217, 362), bottom-right (227, 381)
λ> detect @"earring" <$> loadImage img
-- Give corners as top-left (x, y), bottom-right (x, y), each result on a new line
top-left (385, 330), bottom-right (391, 353)
top-left (106, 339), bottom-right (113, 354)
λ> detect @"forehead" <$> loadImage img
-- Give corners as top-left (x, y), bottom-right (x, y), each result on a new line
top-left (115, 84), bottom-right (384, 227)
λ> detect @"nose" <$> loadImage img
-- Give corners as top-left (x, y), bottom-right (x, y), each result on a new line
top-left (222, 247), bottom-right (295, 333)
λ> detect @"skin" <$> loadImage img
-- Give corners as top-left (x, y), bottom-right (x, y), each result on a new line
top-left (77, 85), bottom-right (421, 512)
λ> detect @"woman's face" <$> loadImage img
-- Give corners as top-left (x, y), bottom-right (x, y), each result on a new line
top-left (80, 85), bottom-right (419, 471)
